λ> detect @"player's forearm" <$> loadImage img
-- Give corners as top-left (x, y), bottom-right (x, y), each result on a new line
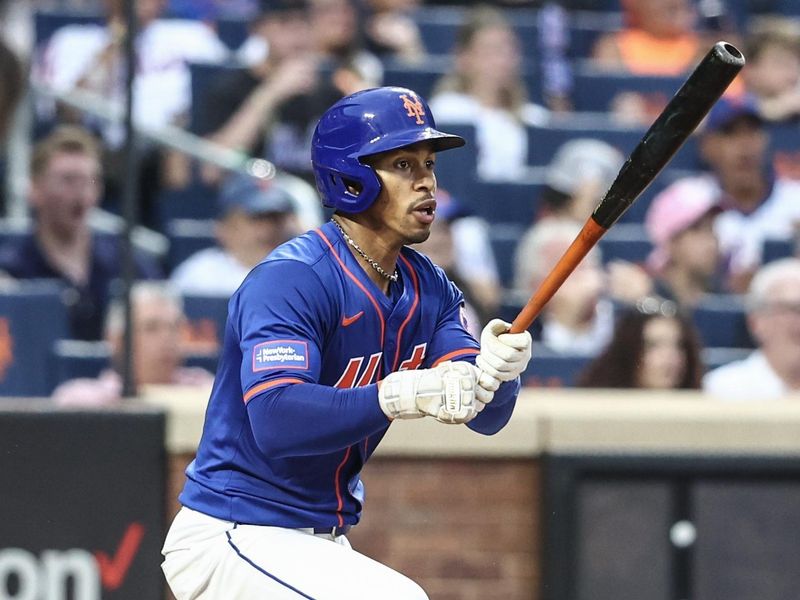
top-left (246, 382), bottom-right (389, 458)
top-left (467, 378), bottom-right (519, 436)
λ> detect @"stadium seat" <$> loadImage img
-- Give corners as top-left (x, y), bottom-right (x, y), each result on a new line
top-left (489, 224), bottom-right (526, 289)
top-left (567, 11), bottom-right (623, 59)
top-left (33, 10), bottom-right (102, 47)
top-left (498, 291), bottom-right (525, 324)
top-left (598, 223), bottom-right (652, 265)
top-left (181, 293), bottom-right (230, 354)
top-left (570, 67), bottom-right (687, 114)
top-left (768, 122), bottom-right (800, 180)
top-left (185, 351), bottom-right (220, 374)
top-left (691, 294), bottom-right (754, 349)
top-left (216, 18), bottom-right (249, 51)
top-left (413, 7), bottom-right (538, 57)
top-left (166, 219), bottom-right (216, 272)
top-left (50, 340), bottom-right (111, 390)
top-left (762, 238), bottom-right (794, 264)
top-left (527, 121), bottom-right (700, 172)
top-left (0, 280), bottom-right (70, 397)
top-left (429, 123), bottom-right (478, 201)
top-left (155, 180), bottom-right (218, 230)
top-left (189, 61), bottom-right (246, 134)
top-left (702, 346), bottom-right (751, 373)
top-left (521, 343), bottom-right (593, 387)
top-left (468, 181), bottom-right (542, 226)
top-left (382, 62), bottom-right (449, 104)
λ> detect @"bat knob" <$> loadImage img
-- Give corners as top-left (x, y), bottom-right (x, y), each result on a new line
top-left (713, 41), bottom-right (745, 67)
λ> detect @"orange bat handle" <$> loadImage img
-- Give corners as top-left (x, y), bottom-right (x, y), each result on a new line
top-left (509, 217), bottom-right (608, 334)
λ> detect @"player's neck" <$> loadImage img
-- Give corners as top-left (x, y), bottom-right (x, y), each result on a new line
top-left (332, 217), bottom-right (399, 293)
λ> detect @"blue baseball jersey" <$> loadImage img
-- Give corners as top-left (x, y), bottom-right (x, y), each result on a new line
top-left (180, 221), bottom-right (519, 529)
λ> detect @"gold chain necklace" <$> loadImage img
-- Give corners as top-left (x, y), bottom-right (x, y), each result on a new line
top-left (330, 218), bottom-right (399, 282)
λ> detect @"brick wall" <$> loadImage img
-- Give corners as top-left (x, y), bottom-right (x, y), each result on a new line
top-left (167, 455), bottom-right (541, 600)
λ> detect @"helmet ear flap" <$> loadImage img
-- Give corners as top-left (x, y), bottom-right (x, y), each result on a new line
top-left (314, 161), bottom-right (383, 212)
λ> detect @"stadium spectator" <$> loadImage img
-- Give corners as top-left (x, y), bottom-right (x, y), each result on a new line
top-left (309, 0), bottom-right (384, 87)
top-left (362, 0), bottom-right (427, 65)
top-left (52, 281), bottom-right (214, 406)
top-left (696, 95), bottom-right (800, 292)
top-left (589, 0), bottom-right (735, 124)
top-left (703, 258), bottom-right (800, 400)
top-left (514, 215), bottom-right (653, 354)
top-left (740, 18), bottom-right (800, 123)
top-left (197, 0), bottom-right (361, 185)
top-left (34, 0), bottom-right (229, 228)
top-left (429, 5), bottom-right (549, 181)
top-left (170, 172), bottom-right (301, 296)
top-left (537, 138), bottom-right (625, 223)
top-left (578, 296), bottom-right (704, 390)
top-left (513, 218), bottom-right (615, 355)
top-left (35, 0), bottom-right (228, 146)
top-left (591, 0), bottom-right (706, 76)
top-left (644, 176), bottom-right (725, 310)
top-left (0, 126), bottom-right (162, 340)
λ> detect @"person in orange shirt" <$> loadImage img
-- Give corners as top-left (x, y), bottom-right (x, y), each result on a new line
top-left (592, 0), bottom-right (704, 76)
top-left (591, 0), bottom-right (741, 124)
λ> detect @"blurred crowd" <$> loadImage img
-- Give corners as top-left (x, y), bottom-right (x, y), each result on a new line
top-left (2, 0), bottom-right (800, 402)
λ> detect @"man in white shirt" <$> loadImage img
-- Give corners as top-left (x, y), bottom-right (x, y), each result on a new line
top-left (703, 258), bottom-right (800, 400)
top-left (36, 0), bottom-right (228, 146)
top-left (170, 172), bottom-right (301, 296)
top-left (697, 95), bottom-right (800, 293)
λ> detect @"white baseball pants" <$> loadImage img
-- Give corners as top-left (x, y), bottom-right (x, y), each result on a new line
top-left (162, 507), bottom-right (429, 600)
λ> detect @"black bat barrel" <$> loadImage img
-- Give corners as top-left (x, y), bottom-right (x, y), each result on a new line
top-left (592, 42), bottom-right (745, 229)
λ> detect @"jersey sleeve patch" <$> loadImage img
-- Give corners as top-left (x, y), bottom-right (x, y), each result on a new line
top-left (252, 340), bottom-right (309, 371)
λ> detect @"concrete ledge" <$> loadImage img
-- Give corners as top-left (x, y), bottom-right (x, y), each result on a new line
top-left (138, 385), bottom-right (800, 456)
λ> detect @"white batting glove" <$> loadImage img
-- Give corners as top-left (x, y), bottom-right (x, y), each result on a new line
top-left (378, 361), bottom-right (483, 424)
top-left (476, 319), bottom-right (532, 382)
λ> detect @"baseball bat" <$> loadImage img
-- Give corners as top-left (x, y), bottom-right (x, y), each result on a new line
top-left (509, 41), bottom-right (745, 334)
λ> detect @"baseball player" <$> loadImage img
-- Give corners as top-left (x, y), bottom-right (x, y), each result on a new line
top-left (161, 86), bottom-right (533, 599)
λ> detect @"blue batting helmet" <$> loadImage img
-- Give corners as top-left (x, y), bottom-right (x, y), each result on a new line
top-left (311, 86), bottom-right (465, 213)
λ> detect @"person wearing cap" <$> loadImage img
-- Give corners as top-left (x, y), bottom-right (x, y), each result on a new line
top-left (695, 94), bottom-right (800, 292)
top-left (644, 177), bottom-right (724, 310)
top-left (539, 138), bottom-right (625, 222)
top-left (511, 138), bottom-right (652, 355)
top-left (169, 172), bottom-right (301, 296)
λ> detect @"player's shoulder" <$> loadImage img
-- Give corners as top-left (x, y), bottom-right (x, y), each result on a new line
top-left (248, 224), bottom-right (344, 287)
top-left (265, 227), bottom-right (331, 268)
top-left (400, 246), bottom-right (451, 285)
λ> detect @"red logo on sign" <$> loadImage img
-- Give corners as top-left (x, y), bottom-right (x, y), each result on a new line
top-left (94, 522), bottom-right (145, 591)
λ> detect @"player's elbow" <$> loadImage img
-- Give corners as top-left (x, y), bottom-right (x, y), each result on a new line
top-left (250, 431), bottom-right (297, 459)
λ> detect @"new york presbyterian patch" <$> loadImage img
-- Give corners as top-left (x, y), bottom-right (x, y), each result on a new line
top-left (252, 340), bottom-right (309, 371)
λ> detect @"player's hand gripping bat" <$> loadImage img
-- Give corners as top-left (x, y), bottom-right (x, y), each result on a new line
top-left (509, 41), bottom-right (745, 334)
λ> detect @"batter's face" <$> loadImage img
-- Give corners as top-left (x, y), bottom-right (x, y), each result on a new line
top-left (361, 141), bottom-right (437, 247)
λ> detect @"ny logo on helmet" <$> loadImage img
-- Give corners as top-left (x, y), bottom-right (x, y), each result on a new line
top-left (400, 94), bottom-right (426, 125)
